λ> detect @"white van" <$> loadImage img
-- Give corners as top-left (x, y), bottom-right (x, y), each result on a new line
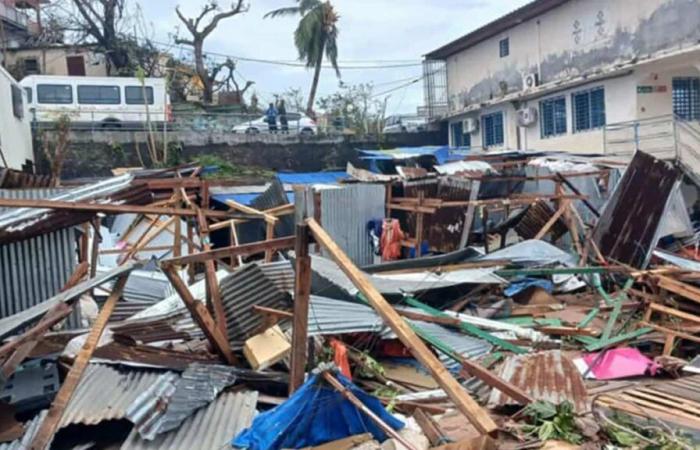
top-left (20, 75), bottom-right (171, 128)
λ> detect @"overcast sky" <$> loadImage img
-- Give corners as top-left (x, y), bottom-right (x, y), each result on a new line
top-left (139, 0), bottom-right (531, 114)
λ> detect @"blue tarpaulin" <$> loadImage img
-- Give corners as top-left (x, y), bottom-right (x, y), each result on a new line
top-left (277, 171), bottom-right (348, 185)
top-left (503, 277), bottom-right (554, 297)
top-left (357, 146), bottom-right (466, 165)
top-left (232, 371), bottom-right (404, 450)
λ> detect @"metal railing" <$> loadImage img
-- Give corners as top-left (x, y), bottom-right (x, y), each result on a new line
top-left (603, 114), bottom-right (700, 175)
top-left (0, 1), bottom-right (32, 29)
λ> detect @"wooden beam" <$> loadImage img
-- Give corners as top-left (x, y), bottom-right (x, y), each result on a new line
top-left (29, 275), bottom-right (129, 450)
top-left (196, 209), bottom-right (227, 338)
top-left (225, 199), bottom-right (278, 223)
top-left (656, 275), bottom-right (700, 305)
top-left (412, 408), bottom-right (446, 447)
top-left (0, 198), bottom-right (255, 219)
top-left (161, 236), bottom-right (296, 267)
top-left (289, 224), bottom-right (311, 395)
top-left (265, 221), bottom-right (276, 262)
top-left (534, 200), bottom-right (569, 240)
top-left (161, 266), bottom-right (237, 364)
top-left (306, 218), bottom-right (498, 435)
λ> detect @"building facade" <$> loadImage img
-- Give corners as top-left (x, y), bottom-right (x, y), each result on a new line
top-left (0, 0), bottom-right (42, 54)
top-left (4, 45), bottom-right (109, 78)
top-left (425, 0), bottom-right (700, 154)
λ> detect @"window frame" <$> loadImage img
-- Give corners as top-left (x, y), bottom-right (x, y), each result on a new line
top-left (23, 87), bottom-right (32, 104)
top-left (481, 111), bottom-right (505, 148)
top-left (672, 77), bottom-right (700, 121)
top-left (571, 86), bottom-right (606, 133)
top-left (499, 38), bottom-right (509, 58)
top-left (77, 84), bottom-right (121, 105)
top-left (11, 85), bottom-right (24, 119)
top-left (125, 86), bottom-right (155, 105)
top-left (540, 95), bottom-right (567, 138)
top-left (37, 84), bottom-right (73, 104)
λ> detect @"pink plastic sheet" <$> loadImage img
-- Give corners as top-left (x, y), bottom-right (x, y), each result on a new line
top-left (582, 347), bottom-right (659, 380)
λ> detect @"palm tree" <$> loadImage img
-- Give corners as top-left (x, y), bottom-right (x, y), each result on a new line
top-left (265, 0), bottom-right (340, 117)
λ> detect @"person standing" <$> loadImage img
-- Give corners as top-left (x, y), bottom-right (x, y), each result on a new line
top-left (265, 103), bottom-right (278, 133)
top-left (278, 99), bottom-right (289, 133)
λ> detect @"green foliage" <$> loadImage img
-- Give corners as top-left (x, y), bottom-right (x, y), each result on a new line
top-left (355, 352), bottom-right (385, 379)
top-left (603, 413), bottom-right (695, 449)
top-left (191, 155), bottom-right (274, 180)
top-left (522, 401), bottom-right (583, 444)
top-left (316, 83), bottom-right (384, 135)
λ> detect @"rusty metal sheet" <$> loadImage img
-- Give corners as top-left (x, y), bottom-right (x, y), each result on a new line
top-left (92, 342), bottom-right (221, 371)
top-left (511, 200), bottom-right (568, 240)
top-left (0, 168), bottom-right (55, 189)
top-left (592, 151), bottom-right (681, 269)
top-left (403, 177), bottom-right (477, 253)
top-left (487, 350), bottom-right (588, 413)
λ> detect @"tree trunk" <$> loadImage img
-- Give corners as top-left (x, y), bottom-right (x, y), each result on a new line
top-left (306, 42), bottom-right (325, 118)
top-left (194, 39), bottom-right (213, 104)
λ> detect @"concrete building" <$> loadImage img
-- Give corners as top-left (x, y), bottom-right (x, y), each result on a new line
top-left (0, 64), bottom-right (33, 170)
top-left (0, 0), bottom-right (42, 53)
top-left (4, 45), bottom-right (108, 78)
top-left (424, 0), bottom-right (700, 155)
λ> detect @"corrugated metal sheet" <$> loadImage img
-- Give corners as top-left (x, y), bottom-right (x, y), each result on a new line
top-left (120, 391), bottom-right (258, 450)
top-left (306, 295), bottom-right (388, 336)
top-left (403, 178), bottom-right (477, 253)
top-left (234, 178), bottom-right (293, 245)
top-left (0, 174), bottom-right (134, 231)
top-left (0, 168), bottom-right (55, 188)
top-left (487, 350), bottom-right (588, 413)
top-left (510, 200), bottom-right (568, 241)
top-left (277, 171), bottom-right (347, 185)
top-left (0, 227), bottom-right (80, 329)
top-left (408, 321), bottom-right (493, 372)
top-left (320, 184), bottom-right (386, 266)
top-left (0, 261), bottom-right (142, 339)
top-left (126, 364), bottom-right (237, 440)
top-left (592, 151), bottom-right (681, 269)
top-left (59, 364), bottom-right (170, 428)
top-left (220, 264), bottom-right (291, 348)
top-left (0, 188), bottom-right (81, 330)
top-left (0, 410), bottom-right (47, 450)
top-left (258, 260), bottom-right (295, 292)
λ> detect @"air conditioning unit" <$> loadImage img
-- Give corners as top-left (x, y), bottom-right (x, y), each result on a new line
top-left (522, 72), bottom-right (539, 90)
top-left (517, 107), bottom-right (538, 127)
top-left (463, 117), bottom-right (479, 133)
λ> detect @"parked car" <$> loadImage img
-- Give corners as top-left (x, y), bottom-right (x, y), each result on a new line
top-left (383, 115), bottom-right (428, 134)
top-left (20, 75), bottom-right (171, 128)
top-left (232, 112), bottom-right (317, 136)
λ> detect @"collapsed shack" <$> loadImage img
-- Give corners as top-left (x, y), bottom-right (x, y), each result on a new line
top-left (0, 151), bottom-right (698, 449)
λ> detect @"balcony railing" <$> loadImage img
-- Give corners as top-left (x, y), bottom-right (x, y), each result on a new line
top-left (0, 1), bottom-right (32, 29)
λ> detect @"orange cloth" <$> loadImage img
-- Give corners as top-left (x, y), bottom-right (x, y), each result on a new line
top-left (380, 219), bottom-right (405, 261)
top-left (329, 338), bottom-right (352, 378)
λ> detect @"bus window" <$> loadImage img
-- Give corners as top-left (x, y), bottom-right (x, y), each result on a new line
top-left (77, 85), bottom-right (120, 104)
top-left (125, 86), bottom-right (154, 105)
top-left (24, 87), bottom-right (32, 104)
top-left (37, 84), bottom-right (72, 104)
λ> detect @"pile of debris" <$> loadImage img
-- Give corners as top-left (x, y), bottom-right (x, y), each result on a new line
top-left (0, 151), bottom-right (698, 449)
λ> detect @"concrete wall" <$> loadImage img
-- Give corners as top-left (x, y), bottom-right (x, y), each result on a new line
top-left (33, 130), bottom-right (448, 179)
top-left (0, 66), bottom-right (33, 169)
top-left (446, 0), bottom-right (700, 110)
top-left (5, 47), bottom-right (108, 77)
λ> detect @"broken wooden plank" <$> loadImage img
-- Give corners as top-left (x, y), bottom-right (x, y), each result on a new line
top-left (160, 236), bottom-right (296, 267)
top-left (161, 266), bottom-right (237, 365)
top-left (321, 371), bottom-right (418, 450)
top-left (196, 209), bottom-right (227, 338)
top-left (28, 275), bottom-right (129, 450)
top-left (289, 223), bottom-right (311, 395)
top-left (0, 198), bottom-right (256, 219)
top-left (413, 408), bottom-right (446, 447)
top-left (307, 218), bottom-right (498, 435)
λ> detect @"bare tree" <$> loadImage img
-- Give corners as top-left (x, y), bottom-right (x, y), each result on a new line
top-left (216, 58), bottom-right (254, 105)
top-left (175, 1), bottom-right (248, 104)
top-left (41, 114), bottom-right (72, 184)
top-left (70, 0), bottom-right (130, 72)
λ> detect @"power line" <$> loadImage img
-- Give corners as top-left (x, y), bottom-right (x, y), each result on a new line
top-left (149, 39), bottom-right (424, 70)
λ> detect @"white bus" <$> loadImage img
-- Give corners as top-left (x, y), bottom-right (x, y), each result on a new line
top-left (20, 75), bottom-right (171, 128)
